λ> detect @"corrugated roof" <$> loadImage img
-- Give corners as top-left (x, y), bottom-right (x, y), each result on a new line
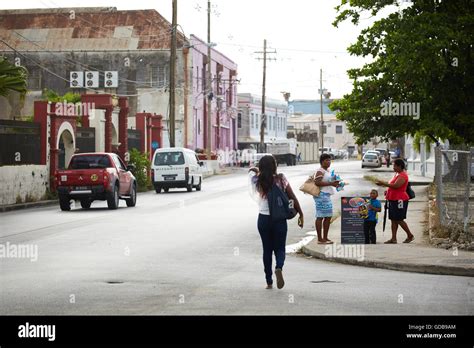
top-left (0, 7), bottom-right (187, 51)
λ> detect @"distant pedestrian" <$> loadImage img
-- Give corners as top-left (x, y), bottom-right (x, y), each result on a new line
top-left (363, 189), bottom-right (382, 244)
top-left (248, 155), bottom-right (304, 289)
top-left (375, 159), bottom-right (415, 244)
top-left (297, 152), bottom-right (302, 162)
top-left (313, 154), bottom-right (340, 244)
top-left (385, 152), bottom-right (391, 168)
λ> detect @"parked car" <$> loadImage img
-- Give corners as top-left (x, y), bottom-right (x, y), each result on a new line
top-left (319, 147), bottom-right (337, 159)
top-left (151, 147), bottom-right (203, 193)
top-left (365, 149), bottom-right (384, 163)
top-left (55, 153), bottom-right (137, 211)
top-left (361, 152), bottom-right (382, 168)
top-left (374, 148), bottom-right (388, 164)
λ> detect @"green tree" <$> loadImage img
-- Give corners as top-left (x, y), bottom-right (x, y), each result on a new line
top-left (330, 0), bottom-right (474, 145)
top-left (128, 148), bottom-right (151, 192)
top-left (0, 57), bottom-right (28, 98)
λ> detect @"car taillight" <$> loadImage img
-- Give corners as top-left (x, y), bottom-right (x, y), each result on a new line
top-left (151, 169), bottom-right (155, 181)
top-left (103, 172), bottom-right (109, 187)
top-left (185, 167), bottom-right (189, 175)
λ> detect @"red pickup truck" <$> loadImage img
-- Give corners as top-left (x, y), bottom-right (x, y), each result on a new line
top-left (55, 153), bottom-right (137, 211)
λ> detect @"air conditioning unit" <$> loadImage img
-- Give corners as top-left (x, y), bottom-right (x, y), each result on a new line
top-left (104, 71), bottom-right (118, 88)
top-left (70, 71), bottom-right (83, 88)
top-left (85, 71), bottom-right (99, 88)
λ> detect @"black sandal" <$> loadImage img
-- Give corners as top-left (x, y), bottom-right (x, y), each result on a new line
top-left (384, 239), bottom-right (397, 244)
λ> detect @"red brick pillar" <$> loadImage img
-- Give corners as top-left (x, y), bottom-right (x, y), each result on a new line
top-left (146, 115), bottom-right (152, 161)
top-left (49, 114), bottom-right (59, 190)
top-left (118, 97), bottom-right (129, 161)
top-left (82, 114), bottom-right (90, 128)
top-left (150, 114), bottom-right (163, 160)
top-left (33, 101), bottom-right (49, 165)
top-left (135, 112), bottom-right (146, 153)
top-left (104, 106), bottom-right (113, 153)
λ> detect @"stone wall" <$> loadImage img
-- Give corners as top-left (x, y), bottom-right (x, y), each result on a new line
top-left (0, 165), bottom-right (49, 205)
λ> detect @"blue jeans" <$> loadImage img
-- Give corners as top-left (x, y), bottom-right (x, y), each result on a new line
top-left (257, 214), bottom-right (288, 285)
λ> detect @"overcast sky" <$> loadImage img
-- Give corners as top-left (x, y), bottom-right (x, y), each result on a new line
top-left (2, 0), bottom-right (403, 101)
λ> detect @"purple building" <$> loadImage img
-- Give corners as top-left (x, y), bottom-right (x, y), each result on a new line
top-left (190, 35), bottom-right (238, 155)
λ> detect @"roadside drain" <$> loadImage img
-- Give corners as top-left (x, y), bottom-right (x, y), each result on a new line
top-left (311, 280), bottom-right (344, 284)
top-left (106, 281), bottom-right (124, 284)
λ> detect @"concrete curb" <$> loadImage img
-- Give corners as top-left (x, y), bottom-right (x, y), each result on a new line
top-left (0, 199), bottom-right (58, 213)
top-left (301, 244), bottom-right (474, 277)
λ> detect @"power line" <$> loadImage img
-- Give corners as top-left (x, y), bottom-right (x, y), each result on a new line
top-left (0, 38), bottom-right (184, 98)
top-left (10, 30), bottom-right (162, 86)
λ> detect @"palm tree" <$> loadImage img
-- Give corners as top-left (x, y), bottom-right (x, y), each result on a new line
top-left (0, 56), bottom-right (28, 98)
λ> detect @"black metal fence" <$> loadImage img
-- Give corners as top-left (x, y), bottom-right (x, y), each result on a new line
top-left (435, 146), bottom-right (473, 239)
top-left (127, 129), bottom-right (142, 152)
top-left (76, 127), bottom-right (96, 153)
top-left (0, 120), bottom-right (41, 166)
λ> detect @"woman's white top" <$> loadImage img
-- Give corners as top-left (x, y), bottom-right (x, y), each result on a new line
top-left (248, 171), bottom-right (289, 215)
top-left (315, 167), bottom-right (336, 195)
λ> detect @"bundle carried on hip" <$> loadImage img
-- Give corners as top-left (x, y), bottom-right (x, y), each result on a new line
top-left (299, 174), bottom-right (321, 197)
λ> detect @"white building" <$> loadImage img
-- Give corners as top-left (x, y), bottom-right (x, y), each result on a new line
top-left (287, 113), bottom-right (357, 156)
top-left (237, 93), bottom-right (288, 149)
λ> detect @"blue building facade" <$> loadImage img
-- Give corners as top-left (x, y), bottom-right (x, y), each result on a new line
top-left (288, 99), bottom-right (335, 115)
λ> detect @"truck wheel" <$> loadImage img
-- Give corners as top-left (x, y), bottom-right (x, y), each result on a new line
top-left (59, 195), bottom-right (71, 211)
top-left (155, 187), bottom-right (162, 194)
top-left (186, 178), bottom-right (193, 192)
top-left (164, 188), bottom-right (169, 193)
top-left (125, 183), bottom-right (137, 207)
top-left (107, 184), bottom-right (119, 210)
top-left (195, 178), bottom-right (202, 191)
top-left (80, 199), bottom-right (92, 209)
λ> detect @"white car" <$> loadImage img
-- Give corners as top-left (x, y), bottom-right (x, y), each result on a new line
top-left (151, 147), bottom-right (203, 193)
top-left (362, 152), bottom-right (382, 168)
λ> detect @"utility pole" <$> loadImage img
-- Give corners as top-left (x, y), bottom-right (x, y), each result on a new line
top-left (319, 68), bottom-right (324, 151)
top-left (169, 0), bottom-right (177, 147)
top-left (255, 39), bottom-right (276, 153)
top-left (206, 0), bottom-right (213, 160)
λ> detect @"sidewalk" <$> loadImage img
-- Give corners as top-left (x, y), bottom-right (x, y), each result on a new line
top-left (0, 199), bottom-right (58, 212)
top-left (302, 173), bottom-right (474, 277)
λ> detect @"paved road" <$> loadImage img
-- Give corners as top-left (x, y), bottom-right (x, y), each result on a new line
top-left (1, 161), bottom-right (472, 315)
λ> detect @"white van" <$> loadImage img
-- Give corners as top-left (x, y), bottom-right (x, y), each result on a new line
top-left (151, 147), bottom-right (203, 193)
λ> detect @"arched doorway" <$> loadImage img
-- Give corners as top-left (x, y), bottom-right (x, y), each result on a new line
top-left (57, 129), bottom-right (75, 169)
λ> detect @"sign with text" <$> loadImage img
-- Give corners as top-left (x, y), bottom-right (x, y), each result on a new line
top-left (341, 196), bottom-right (369, 244)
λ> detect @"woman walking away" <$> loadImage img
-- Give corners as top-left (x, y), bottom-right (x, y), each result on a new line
top-left (248, 155), bottom-right (304, 289)
top-left (376, 159), bottom-right (415, 244)
top-left (313, 154), bottom-right (340, 244)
